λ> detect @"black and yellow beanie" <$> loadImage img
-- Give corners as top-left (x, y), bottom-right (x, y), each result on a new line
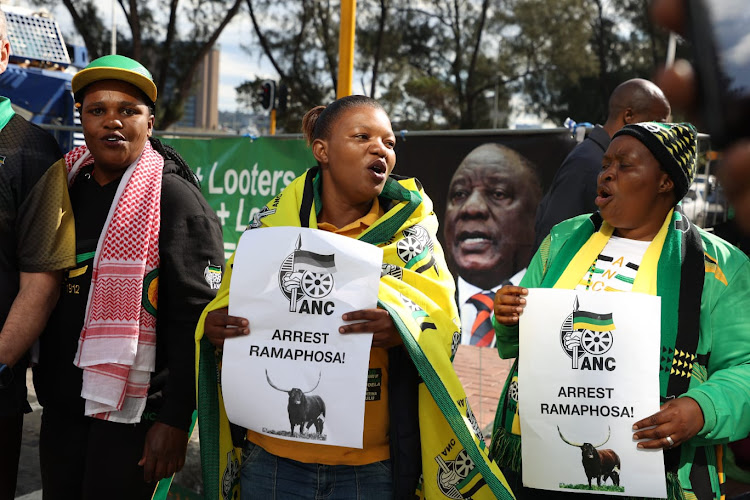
top-left (613, 122), bottom-right (698, 201)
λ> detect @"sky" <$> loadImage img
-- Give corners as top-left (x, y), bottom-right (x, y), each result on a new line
top-left (5, 0), bottom-right (273, 111)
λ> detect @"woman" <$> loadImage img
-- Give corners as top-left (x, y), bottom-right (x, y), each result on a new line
top-left (196, 95), bottom-right (514, 500)
top-left (33, 55), bottom-right (225, 499)
top-left (490, 122), bottom-right (750, 499)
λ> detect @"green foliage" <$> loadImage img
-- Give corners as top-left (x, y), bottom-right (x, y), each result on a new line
top-left (559, 483), bottom-right (625, 492)
top-left (529, 0), bottom-right (680, 125)
top-left (241, 0), bottom-right (342, 131)
top-left (242, 0), bottom-right (603, 130)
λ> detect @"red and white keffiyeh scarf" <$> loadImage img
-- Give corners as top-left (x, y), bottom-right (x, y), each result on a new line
top-left (65, 141), bottom-right (163, 423)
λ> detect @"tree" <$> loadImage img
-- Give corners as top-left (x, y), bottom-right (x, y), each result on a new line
top-left (37, 0), bottom-right (243, 128)
top-left (239, 0), bottom-right (343, 132)
top-left (239, 0), bottom-right (597, 130)
top-left (529, 0), bottom-right (680, 125)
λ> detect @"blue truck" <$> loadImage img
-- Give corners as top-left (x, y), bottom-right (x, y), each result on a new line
top-left (0, 7), bottom-right (87, 152)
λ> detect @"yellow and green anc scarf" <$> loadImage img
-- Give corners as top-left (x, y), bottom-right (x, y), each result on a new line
top-left (490, 208), bottom-right (705, 500)
top-left (195, 167), bottom-right (515, 500)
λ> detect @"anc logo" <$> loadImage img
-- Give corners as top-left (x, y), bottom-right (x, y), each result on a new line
top-left (247, 204), bottom-right (276, 230)
top-left (221, 450), bottom-right (240, 500)
top-left (433, 447), bottom-right (476, 499)
top-left (279, 235), bottom-right (337, 314)
top-left (142, 269), bottom-right (159, 316)
top-left (204, 261), bottom-right (222, 290)
top-left (560, 297), bottom-right (616, 371)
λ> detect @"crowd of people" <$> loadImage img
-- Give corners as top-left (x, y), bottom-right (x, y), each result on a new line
top-left (1, 0), bottom-right (750, 498)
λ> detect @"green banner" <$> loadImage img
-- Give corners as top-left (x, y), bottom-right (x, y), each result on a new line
top-left (159, 136), bottom-right (313, 258)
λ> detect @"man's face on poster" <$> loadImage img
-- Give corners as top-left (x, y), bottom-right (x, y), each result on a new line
top-left (444, 144), bottom-right (541, 289)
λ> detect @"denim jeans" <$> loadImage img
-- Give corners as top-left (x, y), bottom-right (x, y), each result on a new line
top-left (240, 441), bottom-right (393, 499)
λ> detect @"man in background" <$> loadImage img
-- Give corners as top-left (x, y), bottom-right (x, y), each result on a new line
top-left (533, 78), bottom-right (671, 249)
top-left (0, 10), bottom-right (76, 499)
top-left (444, 143), bottom-right (541, 347)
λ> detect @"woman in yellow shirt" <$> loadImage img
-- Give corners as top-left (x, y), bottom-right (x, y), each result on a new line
top-left (196, 96), bottom-right (512, 500)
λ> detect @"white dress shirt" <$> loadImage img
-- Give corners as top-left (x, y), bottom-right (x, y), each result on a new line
top-left (457, 268), bottom-right (526, 347)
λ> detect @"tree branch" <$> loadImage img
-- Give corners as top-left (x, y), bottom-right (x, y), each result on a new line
top-left (61, 0), bottom-right (102, 59)
top-left (156, 0), bottom-right (179, 99)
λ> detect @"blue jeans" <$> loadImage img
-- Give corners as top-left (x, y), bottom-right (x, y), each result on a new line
top-left (240, 441), bottom-right (393, 499)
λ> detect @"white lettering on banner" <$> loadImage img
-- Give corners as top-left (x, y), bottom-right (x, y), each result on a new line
top-left (239, 169), bottom-right (251, 195)
top-left (225, 169), bottom-right (238, 195)
top-left (283, 171), bottom-right (296, 186)
top-left (223, 241), bottom-right (237, 260)
top-left (208, 164), bottom-right (296, 201)
top-left (206, 165), bottom-right (299, 236)
top-left (216, 202), bottom-right (231, 226)
top-left (250, 163), bottom-right (259, 195)
top-left (258, 169), bottom-right (272, 196)
top-left (208, 162), bottom-right (223, 194)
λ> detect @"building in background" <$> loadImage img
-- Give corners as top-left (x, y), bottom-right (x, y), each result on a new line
top-left (172, 46), bottom-right (220, 131)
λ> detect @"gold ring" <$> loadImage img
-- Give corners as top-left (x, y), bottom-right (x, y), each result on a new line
top-left (665, 435), bottom-right (675, 447)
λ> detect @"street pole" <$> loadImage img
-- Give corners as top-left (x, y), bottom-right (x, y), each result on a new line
top-left (337, 0), bottom-right (356, 98)
top-left (270, 108), bottom-right (277, 135)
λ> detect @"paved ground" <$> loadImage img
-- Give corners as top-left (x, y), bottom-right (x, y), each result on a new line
top-left (15, 371), bottom-right (203, 500)
top-left (14, 346), bottom-right (750, 499)
top-left (452, 344), bottom-right (513, 440)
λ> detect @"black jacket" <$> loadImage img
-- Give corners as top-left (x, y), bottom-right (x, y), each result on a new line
top-left (533, 125), bottom-right (610, 251)
top-left (35, 156), bottom-right (225, 431)
top-left (388, 346), bottom-right (422, 499)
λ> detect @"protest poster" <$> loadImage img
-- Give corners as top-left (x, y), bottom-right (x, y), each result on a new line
top-left (518, 289), bottom-right (666, 498)
top-left (220, 227), bottom-right (383, 448)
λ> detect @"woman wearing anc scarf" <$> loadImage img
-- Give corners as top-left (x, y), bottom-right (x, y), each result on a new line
top-left (32, 55), bottom-right (225, 499)
top-left (491, 122), bottom-right (750, 499)
top-left (196, 95), bottom-right (514, 499)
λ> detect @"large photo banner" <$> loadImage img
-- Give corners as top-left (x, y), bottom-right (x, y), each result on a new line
top-left (221, 227), bottom-right (383, 448)
top-left (519, 289), bottom-right (666, 498)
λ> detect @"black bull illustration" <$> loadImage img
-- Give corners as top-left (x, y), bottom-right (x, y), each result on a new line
top-left (558, 426), bottom-right (621, 488)
top-left (266, 370), bottom-right (326, 436)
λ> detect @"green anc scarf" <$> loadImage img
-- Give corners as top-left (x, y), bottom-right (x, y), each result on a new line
top-left (490, 208), bottom-right (704, 500)
top-left (195, 167), bottom-right (515, 500)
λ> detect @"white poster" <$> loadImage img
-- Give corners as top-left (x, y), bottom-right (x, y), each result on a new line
top-left (221, 227), bottom-right (383, 448)
top-left (519, 289), bottom-right (667, 498)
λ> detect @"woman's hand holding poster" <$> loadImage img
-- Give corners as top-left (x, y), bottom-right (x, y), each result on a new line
top-left (519, 289), bottom-right (667, 498)
top-left (221, 227), bottom-right (383, 449)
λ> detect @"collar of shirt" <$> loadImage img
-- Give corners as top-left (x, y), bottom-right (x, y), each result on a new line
top-left (0, 97), bottom-right (16, 133)
top-left (456, 268), bottom-right (527, 305)
top-left (316, 197), bottom-right (384, 237)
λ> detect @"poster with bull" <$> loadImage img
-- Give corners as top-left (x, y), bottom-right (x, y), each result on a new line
top-left (518, 289), bottom-right (667, 498)
top-left (221, 227), bottom-right (383, 448)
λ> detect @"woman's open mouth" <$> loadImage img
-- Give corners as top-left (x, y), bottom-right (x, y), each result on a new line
top-left (595, 186), bottom-right (613, 208)
top-left (368, 160), bottom-right (387, 180)
top-left (102, 134), bottom-right (126, 146)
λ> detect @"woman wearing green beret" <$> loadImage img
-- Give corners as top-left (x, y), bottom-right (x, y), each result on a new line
top-left (33, 55), bottom-right (225, 499)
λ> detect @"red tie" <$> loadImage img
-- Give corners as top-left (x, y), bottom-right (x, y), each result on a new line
top-left (469, 291), bottom-right (496, 346)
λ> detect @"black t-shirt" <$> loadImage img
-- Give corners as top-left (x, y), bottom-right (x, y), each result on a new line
top-left (34, 159), bottom-right (225, 430)
top-left (35, 166), bottom-right (119, 416)
top-left (0, 112), bottom-right (76, 414)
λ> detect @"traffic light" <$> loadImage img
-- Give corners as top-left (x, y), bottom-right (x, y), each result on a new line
top-left (259, 80), bottom-right (276, 111)
top-left (277, 84), bottom-right (289, 112)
